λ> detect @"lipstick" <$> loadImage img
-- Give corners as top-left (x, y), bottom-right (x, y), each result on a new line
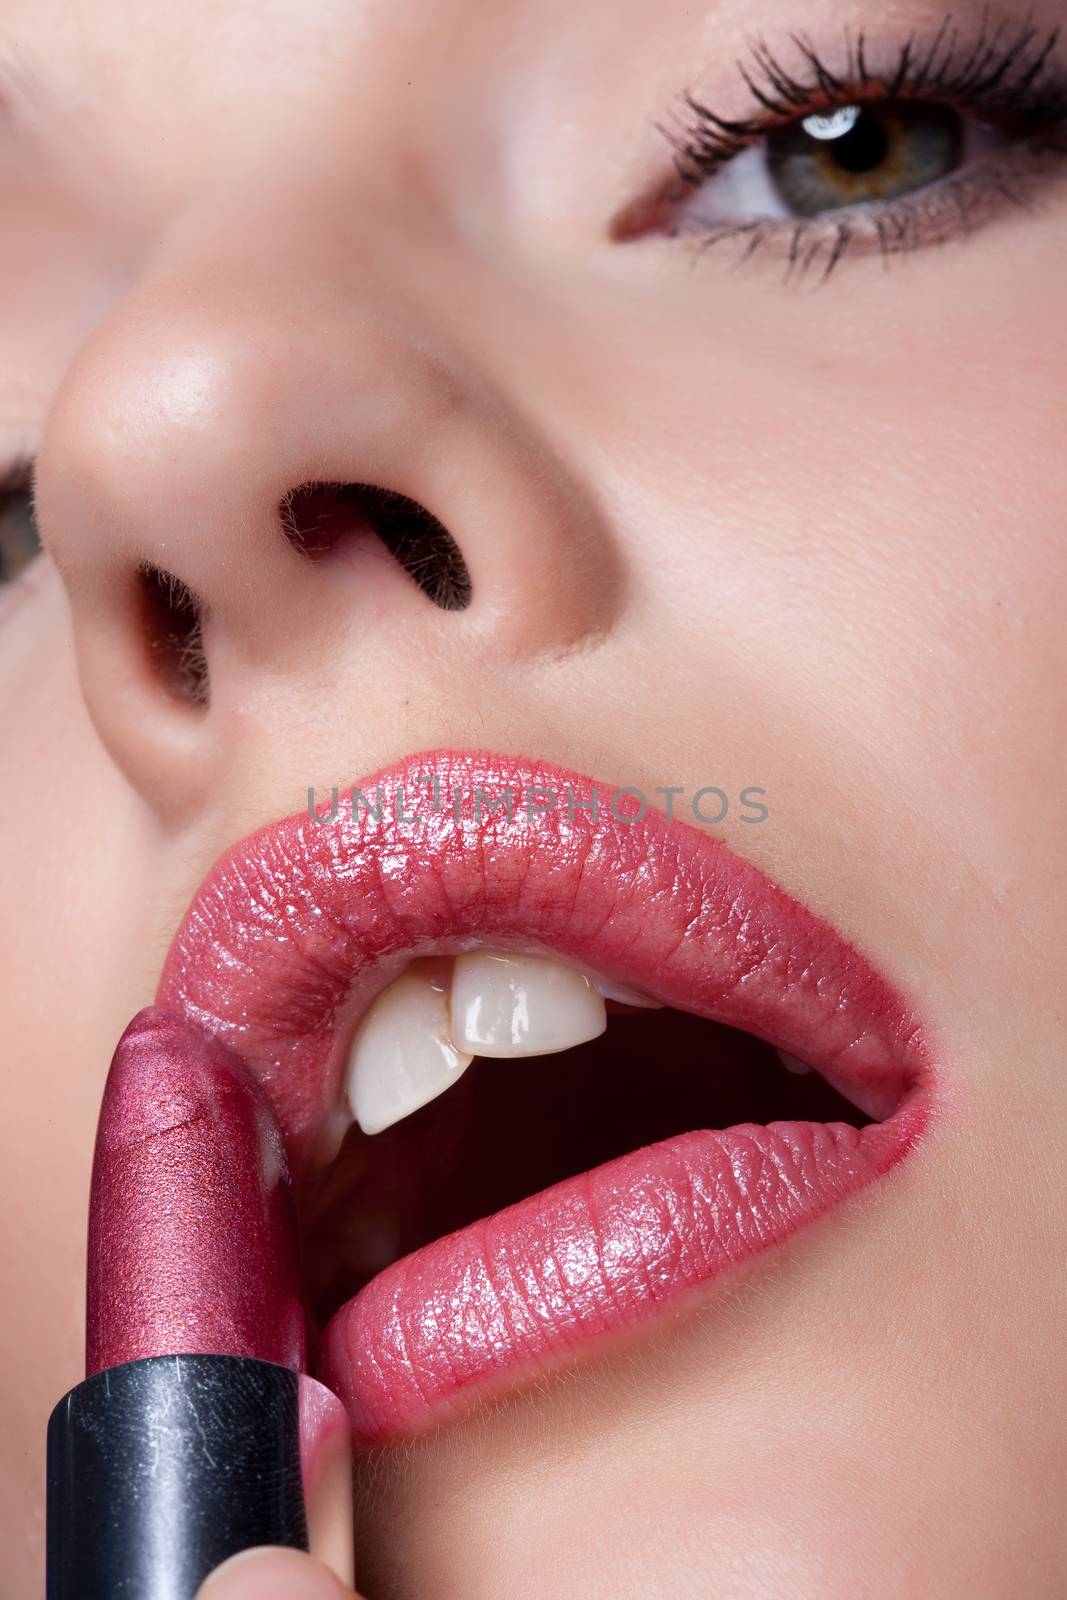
top-left (159, 748), bottom-right (930, 1440)
top-left (46, 1008), bottom-right (352, 1598)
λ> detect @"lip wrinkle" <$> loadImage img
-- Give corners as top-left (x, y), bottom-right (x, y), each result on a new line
top-left (155, 748), bottom-right (935, 1438)
top-left (158, 749), bottom-right (928, 1150)
top-left (319, 1109), bottom-right (928, 1443)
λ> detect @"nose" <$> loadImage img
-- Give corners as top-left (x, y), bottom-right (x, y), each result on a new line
top-left (36, 189), bottom-right (619, 814)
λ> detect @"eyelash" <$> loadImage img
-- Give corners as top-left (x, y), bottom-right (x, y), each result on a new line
top-left (630, 14), bottom-right (1067, 280)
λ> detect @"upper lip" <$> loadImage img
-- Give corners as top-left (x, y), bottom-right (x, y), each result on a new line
top-left (157, 747), bottom-right (932, 1159)
top-left (156, 746), bottom-right (937, 1438)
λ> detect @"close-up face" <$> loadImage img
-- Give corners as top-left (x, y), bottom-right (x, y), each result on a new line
top-left (2, 1), bottom-right (1066, 1595)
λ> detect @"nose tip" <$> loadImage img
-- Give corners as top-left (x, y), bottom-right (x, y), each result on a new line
top-left (35, 229), bottom-right (622, 815)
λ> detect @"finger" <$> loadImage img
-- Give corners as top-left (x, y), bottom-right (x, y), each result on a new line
top-left (195, 1546), bottom-right (359, 1598)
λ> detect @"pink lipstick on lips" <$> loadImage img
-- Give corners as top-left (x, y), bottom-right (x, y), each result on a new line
top-left (158, 749), bottom-right (937, 1444)
top-left (47, 1009), bottom-right (352, 1598)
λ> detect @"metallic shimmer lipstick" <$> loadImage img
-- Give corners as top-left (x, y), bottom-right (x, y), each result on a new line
top-left (46, 1008), bottom-right (352, 1599)
top-left (159, 749), bottom-right (935, 1442)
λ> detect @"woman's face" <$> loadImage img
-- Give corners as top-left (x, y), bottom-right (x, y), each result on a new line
top-left (3, 0), bottom-right (1065, 1593)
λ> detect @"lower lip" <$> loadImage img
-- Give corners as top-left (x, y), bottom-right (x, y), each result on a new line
top-left (319, 1103), bottom-right (928, 1444)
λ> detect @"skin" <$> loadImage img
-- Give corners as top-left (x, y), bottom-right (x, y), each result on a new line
top-left (2, 0), bottom-right (1066, 1593)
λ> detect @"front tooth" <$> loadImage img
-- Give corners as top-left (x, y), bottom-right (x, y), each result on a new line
top-left (580, 969), bottom-right (664, 1009)
top-left (347, 961), bottom-right (473, 1136)
top-left (451, 949), bottom-right (607, 1057)
top-left (778, 1049), bottom-right (814, 1076)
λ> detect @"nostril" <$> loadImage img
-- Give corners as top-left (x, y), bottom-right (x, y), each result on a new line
top-left (136, 563), bottom-right (210, 708)
top-left (279, 481), bottom-right (472, 611)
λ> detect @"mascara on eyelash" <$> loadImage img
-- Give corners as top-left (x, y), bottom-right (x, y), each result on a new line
top-left (611, 12), bottom-right (1067, 282)
top-left (673, 14), bottom-right (1067, 181)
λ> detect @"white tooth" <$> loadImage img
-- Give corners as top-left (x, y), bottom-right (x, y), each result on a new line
top-left (579, 969), bottom-right (664, 1009)
top-left (346, 961), bottom-right (473, 1136)
top-left (451, 949), bottom-right (607, 1057)
top-left (778, 1049), bottom-right (814, 1076)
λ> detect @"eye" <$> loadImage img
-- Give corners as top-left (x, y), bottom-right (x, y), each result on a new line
top-left (0, 462), bottom-right (43, 587)
top-left (615, 22), bottom-right (1067, 276)
top-left (680, 100), bottom-right (999, 227)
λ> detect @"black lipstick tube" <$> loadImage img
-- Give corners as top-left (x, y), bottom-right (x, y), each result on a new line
top-left (47, 1353), bottom-right (316, 1597)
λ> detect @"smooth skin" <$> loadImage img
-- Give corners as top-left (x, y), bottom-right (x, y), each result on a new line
top-left (3, 0), bottom-right (1067, 1594)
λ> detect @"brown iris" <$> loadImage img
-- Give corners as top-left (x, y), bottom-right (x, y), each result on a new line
top-left (766, 101), bottom-right (965, 216)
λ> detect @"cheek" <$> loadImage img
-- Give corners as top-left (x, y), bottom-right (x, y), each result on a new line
top-left (486, 239), bottom-right (1067, 872)
top-left (0, 563), bottom-right (162, 1484)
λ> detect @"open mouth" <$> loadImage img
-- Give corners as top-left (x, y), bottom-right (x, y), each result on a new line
top-left (157, 749), bottom-right (935, 1444)
top-left (301, 982), bottom-right (878, 1316)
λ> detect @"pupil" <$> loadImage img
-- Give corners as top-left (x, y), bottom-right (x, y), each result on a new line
top-left (766, 101), bottom-right (964, 219)
top-left (827, 111), bottom-right (890, 175)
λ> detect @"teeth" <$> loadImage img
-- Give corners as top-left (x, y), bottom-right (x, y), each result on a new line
top-left (346, 959), bottom-right (473, 1136)
top-left (579, 969), bottom-right (664, 1009)
top-left (450, 948), bottom-right (607, 1057)
top-left (778, 1049), bottom-right (814, 1076)
top-left (347, 950), bottom-right (616, 1135)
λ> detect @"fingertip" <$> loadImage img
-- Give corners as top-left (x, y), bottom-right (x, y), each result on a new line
top-left (196, 1545), bottom-right (353, 1598)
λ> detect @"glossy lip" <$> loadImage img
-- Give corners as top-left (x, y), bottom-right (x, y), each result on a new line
top-left (157, 748), bottom-right (936, 1443)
